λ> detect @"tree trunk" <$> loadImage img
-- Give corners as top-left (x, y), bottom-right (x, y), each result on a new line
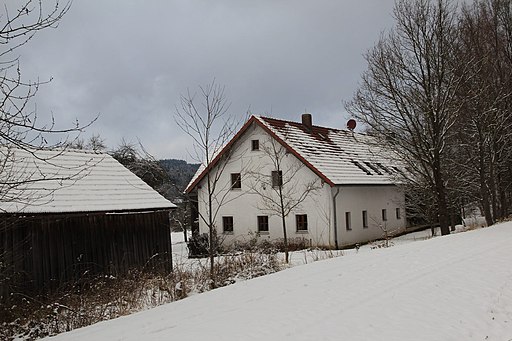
top-left (433, 153), bottom-right (450, 236)
top-left (489, 157), bottom-right (498, 223)
top-left (479, 142), bottom-right (494, 227)
top-left (207, 174), bottom-right (215, 288)
top-left (279, 185), bottom-right (289, 263)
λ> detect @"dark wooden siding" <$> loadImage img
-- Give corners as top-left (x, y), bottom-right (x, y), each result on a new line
top-left (0, 210), bottom-right (171, 294)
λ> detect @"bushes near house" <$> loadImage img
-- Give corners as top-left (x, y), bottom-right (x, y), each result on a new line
top-left (188, 231), bottom-right (314, 258)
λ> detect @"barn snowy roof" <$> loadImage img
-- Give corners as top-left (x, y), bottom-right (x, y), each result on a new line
top-left (185, 115), bottom-right (400, 193)
top-left (0, 147), bottom-right (175, 214)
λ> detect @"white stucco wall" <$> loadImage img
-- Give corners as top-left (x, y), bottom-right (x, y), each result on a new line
top-left (195, 123), bottom-right (333, 248)
top-left (194, 122), bottom-right (406, 249)
top-left (334, 185), bottom-right (406, 247)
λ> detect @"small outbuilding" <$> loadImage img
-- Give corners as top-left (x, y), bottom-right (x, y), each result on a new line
top-left (0, 147), bottom-right (175, 293)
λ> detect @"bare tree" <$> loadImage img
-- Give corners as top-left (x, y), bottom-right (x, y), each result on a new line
top-left (453, 0), bottom-right (512, 225)
top-left (246, 137), bottom-right (320, 263)
top-left (66, 134), bottom-right (107, 151)
top-left (346, 0), bottom-right (465, 236)
top-left (175, 81), bottom-right (243, 286)
top-left (110, 139), bottom-right (169, 195)
top-left (0, 1), bottom-right (94, 208)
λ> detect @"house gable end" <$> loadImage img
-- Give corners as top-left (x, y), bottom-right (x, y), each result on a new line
top-left (185, 116), bottom-right (335, 193)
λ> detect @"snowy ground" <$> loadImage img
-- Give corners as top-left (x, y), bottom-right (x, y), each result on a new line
top-left (46, 223), bottom-right (512, 340)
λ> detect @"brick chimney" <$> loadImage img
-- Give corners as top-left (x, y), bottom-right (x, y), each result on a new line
top-left (302, 113), bottom-right (312, 132)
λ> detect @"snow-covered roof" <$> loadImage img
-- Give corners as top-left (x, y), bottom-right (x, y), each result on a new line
top-left (186, 115), bottom-right (399, 192)
top-left (256, 116), bottom-right (399, 185)
top-left (0, 147), bottom-right (175, 214)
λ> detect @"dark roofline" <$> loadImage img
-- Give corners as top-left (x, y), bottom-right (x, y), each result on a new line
top-left (185, 115), bottom-right (335, 193)
top-left (1, 207), bottom-right (174, 218)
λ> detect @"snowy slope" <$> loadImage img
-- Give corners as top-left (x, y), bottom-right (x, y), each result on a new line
top-left (47, 223), bottom-right (512, 341)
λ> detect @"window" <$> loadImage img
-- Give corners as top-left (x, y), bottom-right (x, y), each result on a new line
top-left (296, 214), bottom-right (308, 232)
top-left (231, 173), bottom-right (241, 189)
top-left (396, 208), bottom-right (401, 219)
top-left (251, 139), bottom-right (259, 151)
top-left (271, 170), bottom-right (283, 188)
top-left (257, 216), bottom-right (269, 232)
top-left (382, 209), bottom-right (387, 221)
top-left (223, 216), bottom-right (234, 233)
top-left (362, 210), bottom-right (368, 228)
top-left (345, 212), bottom-right (351, 231)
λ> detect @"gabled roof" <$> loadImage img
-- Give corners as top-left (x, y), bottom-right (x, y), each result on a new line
top-left (0, 147), bottom-right (175, 214)
top-left (185, 115), bottom-right (398, 193)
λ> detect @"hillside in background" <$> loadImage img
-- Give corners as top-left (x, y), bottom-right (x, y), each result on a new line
top-left (159, 159), bottom-right (200, 198)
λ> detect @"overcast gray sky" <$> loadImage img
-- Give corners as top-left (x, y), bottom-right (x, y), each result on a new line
top-left (19, 0), bottom-right (396, 160)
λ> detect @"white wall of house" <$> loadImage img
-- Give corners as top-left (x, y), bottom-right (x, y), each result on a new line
top-left (334, 185), bottom-right (406, 247)
top-left (196, 123), bottom-right (334, 248)
top-left (195, 122), bottom-right (406, 249)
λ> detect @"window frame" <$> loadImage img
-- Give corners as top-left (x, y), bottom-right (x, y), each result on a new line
top-left (345, 211), bottom-right (352, 231)
top-left (257, 215), bottom-right (269, 233)
top-left (222, 216), bottom-right (234, 234)
top-left (382, 209), bottom-right (387, 222)
top-left (271, 170), bottom-right (283, 188)
top-left (231, 173), bottom-right (241, 189)
top-left (362, 210), bottom-right (368, 228)
top-left (251, 139), bottom-right (260, 151)
top-left (296, 214), bottom-right (308, 232)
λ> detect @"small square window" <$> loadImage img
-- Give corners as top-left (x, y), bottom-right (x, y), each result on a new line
top-left (223, 216), bottom-right (234, 233)
top-left (271, 170), bottom-right (283, 188)
top-left (396, 208), bottom-right (401, 219)
top-left (257, 216), bottom-right (269, 232)
top-left (251, 139), bottom-right (259, 151)
top-left (345, 212), bottom-right (351, 231)
top-left (382, 209), bottom-right (387, 222)
top-left (296, 214), bottom-right (308, 231)
top-left (362, 210), bottom-right (368, 228)
top-left (231, 173), bottom-right (241, 189)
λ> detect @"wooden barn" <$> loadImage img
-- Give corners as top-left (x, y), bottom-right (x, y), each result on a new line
top-left (0, 147), bottom-right (175, 294)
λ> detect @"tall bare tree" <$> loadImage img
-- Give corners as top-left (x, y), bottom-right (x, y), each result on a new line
top-left (0, 1), bottom-right (93, 208)
top-left (346, 0), bottom-right (465, 235)
top-left (0, 1), bottom-right (101, 294)
top-left (175, 81), bottom-right (242, 286)
top-left (454, 0), bottom-right (512, 225)
top-left (247, 137), bottom-right (320, 263)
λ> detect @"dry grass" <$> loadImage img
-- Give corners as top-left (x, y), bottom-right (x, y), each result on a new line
top-left (0, 252), bottom-right (282, 340)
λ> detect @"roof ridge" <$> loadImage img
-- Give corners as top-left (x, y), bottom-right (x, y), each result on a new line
top-left (4, 145), bottom-right (106, 155)
top-left (257, 115), bottom-right (364, 135)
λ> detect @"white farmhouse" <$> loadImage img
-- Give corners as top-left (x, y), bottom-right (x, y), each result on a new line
top-left (185, 114), bottom-right (406, 249)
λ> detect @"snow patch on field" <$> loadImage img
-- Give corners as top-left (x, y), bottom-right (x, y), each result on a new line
top-left (47, 222), bottom-right (512, 340)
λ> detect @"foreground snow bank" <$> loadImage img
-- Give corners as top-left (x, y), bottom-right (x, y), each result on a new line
top-left (48, 223), bottom-right (512, 341)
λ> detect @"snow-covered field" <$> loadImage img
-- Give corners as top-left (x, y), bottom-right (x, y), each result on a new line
top-left (47, 223), bottom-right (512, 340)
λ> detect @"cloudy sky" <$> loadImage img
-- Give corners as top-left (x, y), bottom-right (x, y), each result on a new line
top-left (19, 0), bottom-right (396, 160)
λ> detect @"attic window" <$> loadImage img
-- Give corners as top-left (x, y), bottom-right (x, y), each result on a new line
top-left (251, 139), bottom-right (259, 151)
top-left (376, 162), bottom-right (393, 175)
top-left (364, 161), bottom-right (383, 175)
top-left (351, 160), bottom-right (372, 175)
